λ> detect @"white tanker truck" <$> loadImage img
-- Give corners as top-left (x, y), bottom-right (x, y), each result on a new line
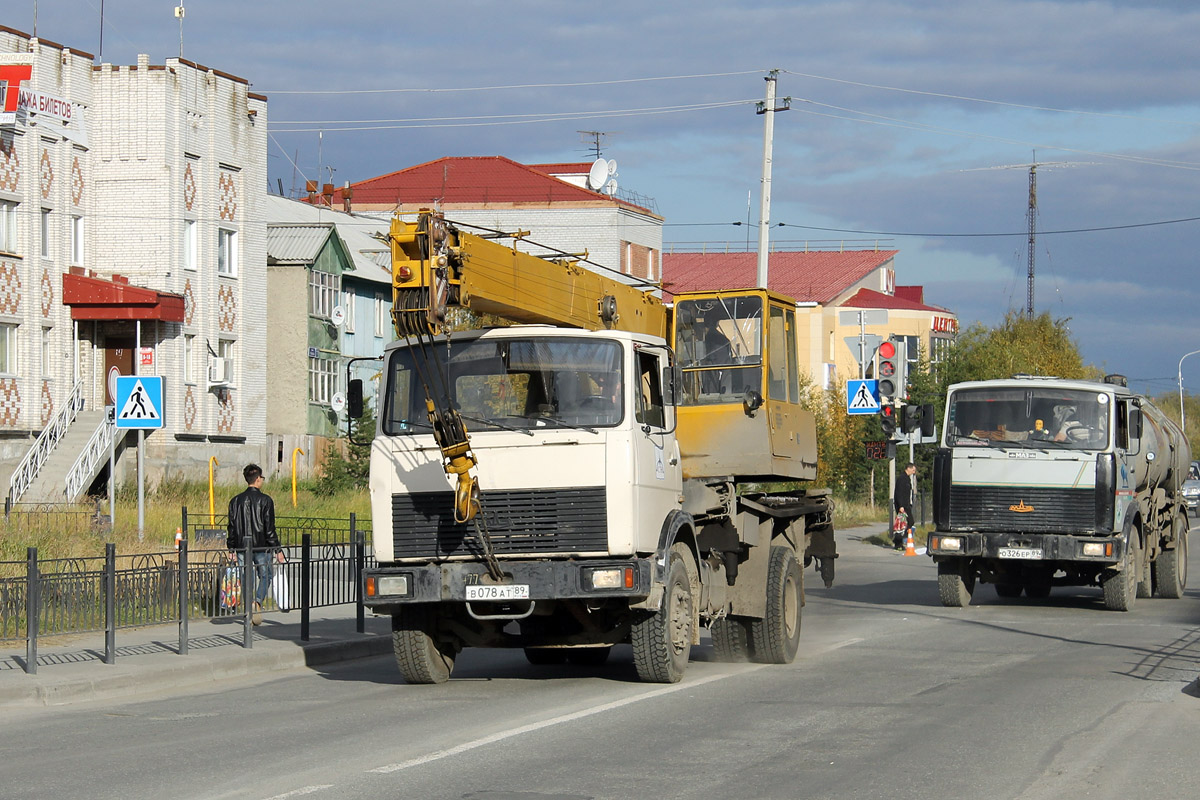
top-left (927, 374), bottom-right (1190, 610)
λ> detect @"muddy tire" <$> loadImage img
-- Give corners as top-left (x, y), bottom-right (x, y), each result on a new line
top-left (631, 548), bottom-right (694, 683)
top-left (994, 583), bottom-right (1022, 599)
top-left (392, 606), bottom-right (457, 684)
top-left (565, 646), bottom-right (611, 666)
top-left (748, 546), bottom-right (802, 664)
top-left (1154, 525), bottom-right (1188, 599)
top-left (1102, 532), bottom-right (1140, 611)
top-left (710, 617), bottom-right (752, 662)
top-left (937, 559), bottom-right (974, 607)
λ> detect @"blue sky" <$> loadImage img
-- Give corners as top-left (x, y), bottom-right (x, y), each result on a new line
top-left (16, 0), bottom-right (1200, 397)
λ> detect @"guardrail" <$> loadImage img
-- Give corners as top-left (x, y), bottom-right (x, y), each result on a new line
top-left (7, 380), bottom-right (85, 505)
top-left (0, 512), bottom-right (375, 674)
top-left (65, 416), bottom-right (126, 502)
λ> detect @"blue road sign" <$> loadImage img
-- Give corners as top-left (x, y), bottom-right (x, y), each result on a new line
top-left (846, 379), bottom-right (880, 415)
top-left (114, 376), bottom-right (164, 429)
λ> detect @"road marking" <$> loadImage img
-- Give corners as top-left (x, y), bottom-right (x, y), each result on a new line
top-left (264, 787), bottom-right (333, 799)
top-left (369, 666), bottom-right (766, 774)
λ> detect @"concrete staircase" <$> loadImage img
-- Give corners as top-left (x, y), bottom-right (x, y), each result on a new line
top-left (22, 410), bottom-right (109, 503)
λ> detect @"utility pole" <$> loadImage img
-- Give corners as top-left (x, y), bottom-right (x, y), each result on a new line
top-left (756, 70), bottom-right (790, 289)
top-left (1026, 162), bottom-right (1037, 318)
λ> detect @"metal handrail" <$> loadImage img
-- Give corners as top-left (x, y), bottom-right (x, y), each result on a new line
top-left (65, 415), bottom-right (125, 501)
top-left (8, 380), bottom-right (85, 504)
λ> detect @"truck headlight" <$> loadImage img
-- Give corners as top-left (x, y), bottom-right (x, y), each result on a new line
top-left (1082, 542), bottom-right (1112, 557)
top-left (587, 567), bottom-right (634, 590)
top-left (933, 536), bottom-right (962, 551)
top-left (375, 575), bottom-right (410, 596)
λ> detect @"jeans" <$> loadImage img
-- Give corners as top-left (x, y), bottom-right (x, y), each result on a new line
top-left (237, 551), bottom-right (274, 605)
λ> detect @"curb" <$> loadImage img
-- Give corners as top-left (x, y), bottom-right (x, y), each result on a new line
top-left (0, 633), bottom-right (391, 709)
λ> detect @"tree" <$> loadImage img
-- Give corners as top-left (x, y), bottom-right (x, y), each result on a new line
top-left (937, 311), bottom-right (1099, 387)
top-left (317, 401), bottom-right (376, 492)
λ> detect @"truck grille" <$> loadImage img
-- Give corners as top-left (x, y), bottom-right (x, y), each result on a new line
top-left (948, 485), bottom-right (1095, 533)
top-left (391, 487), bottom-right (608, 559)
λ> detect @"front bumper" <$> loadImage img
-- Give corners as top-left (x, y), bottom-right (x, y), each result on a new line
top-left (363, 558), bottom-right (655, 610)
top-left (926, 531), bottom-right (1122, 564)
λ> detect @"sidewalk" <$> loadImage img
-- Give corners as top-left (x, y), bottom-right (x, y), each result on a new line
top-left (0, 604), bottom-right (392, 709)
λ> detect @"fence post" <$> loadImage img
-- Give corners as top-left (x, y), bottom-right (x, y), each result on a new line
top-left (25, 546), bottom-right (37, 675)
top-left (104, 543), bottom-right (116, 665)
top-left (242, 539), bottom-right (253, 648)
top-left (300, 533), bottom-right (311, 642)
top-left (178, 535), bottom-right (189, 656)
top-left (353, 514), bottom-right (365, 634)
top-left (181, 505), bottom-right (188, 538)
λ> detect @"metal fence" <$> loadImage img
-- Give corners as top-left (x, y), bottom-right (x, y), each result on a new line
top-left (0, 512), bottom-right (375, 674)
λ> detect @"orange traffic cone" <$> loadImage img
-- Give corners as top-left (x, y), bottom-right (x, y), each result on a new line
top-left (904, 530), bottom-right (917, 557)
top-left (175, 527), bottom-right (183, 551)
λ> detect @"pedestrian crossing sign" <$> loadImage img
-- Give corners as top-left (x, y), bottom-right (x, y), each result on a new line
top-left (846, 379), bottom-right (880, 415)
top-left (114, 376), bottom-right (164, 429)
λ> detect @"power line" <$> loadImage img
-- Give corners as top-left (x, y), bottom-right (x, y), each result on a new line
top-left (662, 215), bottom-right (1200, 237)
top-left (259, 70), bottom-right (767, 95)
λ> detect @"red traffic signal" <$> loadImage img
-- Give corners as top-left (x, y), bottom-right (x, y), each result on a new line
top-left (880, 402), bottom-right (897, 437)
top-left (878, 340), bottom-right (896, 359)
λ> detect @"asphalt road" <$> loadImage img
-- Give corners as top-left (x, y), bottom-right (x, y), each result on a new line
top-left (6, 530), bottom-right (1199, 800)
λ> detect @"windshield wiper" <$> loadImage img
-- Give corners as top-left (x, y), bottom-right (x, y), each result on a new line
top-left (461, 414), bottom-right (535, 436)
top-left (506, 415), bottom-right (598, 434)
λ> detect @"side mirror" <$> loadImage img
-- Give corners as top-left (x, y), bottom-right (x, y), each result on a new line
top-left (348, 379), bottom-right (364, 419)
top-left (743, 389), bottom-right (764, 416)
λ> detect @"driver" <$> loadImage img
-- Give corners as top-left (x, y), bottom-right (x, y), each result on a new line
top-left (1052, 404), bottom-right (1084, 442)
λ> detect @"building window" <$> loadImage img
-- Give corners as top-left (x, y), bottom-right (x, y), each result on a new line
top-left (374, 293), bottom-right (386, 338)
top-left (183, 219), bottom-right (197, 271)
top-left (0, 201), bottom-right (17, 255)
top-left (309, 269), bottom-right (339, 318)
top-left (342, 290), bottom-right (356, 333)
top-left (0, 324), bottom-right (16, 374)
top-left (309, 356), bottom-right (339, 404)
top-left (183, 334), bottom-right (195, 384)
top-left (40, 327), bottom-right (52, 375)
top-left (217, 228), bottom-right (237, 276)
top-left (70, 215), bottom-right (84, 265)
top-left (40, 209), bottom-right (51, 259)
top-left (218, 338), bottom-right (236, 384)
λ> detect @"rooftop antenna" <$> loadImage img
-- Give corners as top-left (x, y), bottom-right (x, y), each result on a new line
top-left (174, 2), bottom-right (185, 59)
top-left (98, 0), bottom-right (104, 62)
top-left (578, 130), bottom-right (617, 160)
top-left (961, 152), bottom-right (1096, 318)
top-left (32, 0), bottom-right (37, 38)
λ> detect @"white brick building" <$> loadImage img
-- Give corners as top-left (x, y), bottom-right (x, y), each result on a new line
top-left (0, 26), bottom-right (268, 497)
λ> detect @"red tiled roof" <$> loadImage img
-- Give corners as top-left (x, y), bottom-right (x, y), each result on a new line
top-left (335, 156), bottom-right (649, 212)
top-left (529, 162), bottom-right (593, 176)
top-left (661, 250), bottom-right (897, 304)
top-left (895, 285), bottom-right (923, 304)
top-left (842, 287), bottom-right (951, 313)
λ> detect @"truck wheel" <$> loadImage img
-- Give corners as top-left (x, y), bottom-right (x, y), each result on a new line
top-left (937, 560), bottom-right (974, 607)
top-left (748, 546), bottom-right (802, 664)
top-left (710, 617), bottom-right (752, 662)
top-left (524, 648), bottom-right (567, 665)
top-left (392, 606), bottom-right (457, 684)
top-left (1102, 533), bottom-right (1140, 611)
top-left (566, 646), bottom-right (612, 666)
top-left (994, 583), bottom-right (1022, 599)
top-left (631, 547), bottom-right (694, 683)
top-left (1154, 527), bottom-right (1188, 599)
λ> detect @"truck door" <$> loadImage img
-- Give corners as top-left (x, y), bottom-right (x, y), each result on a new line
top-left (632, 348), bottom-right (680, 534)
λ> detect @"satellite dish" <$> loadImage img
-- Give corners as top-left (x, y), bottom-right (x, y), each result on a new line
top-left (331, 306), bottom-right (345, 327)
top-left (331, 392), bottom-right (346, 413)
top-left (605, 179), bottom-right (618, 196)
top-left (607, 159), bottom-right (618, 176)
top-left (587, 158), bottom-right (609, 191)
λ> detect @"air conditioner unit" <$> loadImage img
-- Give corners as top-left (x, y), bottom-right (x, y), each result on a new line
top-left (208, 357), bottom-right (229, 385)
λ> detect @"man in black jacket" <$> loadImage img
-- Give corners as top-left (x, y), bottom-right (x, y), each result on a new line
top-left (227, 464), bottom-right (283, 625)
top-left (893, 462), bottom-right (917, 550)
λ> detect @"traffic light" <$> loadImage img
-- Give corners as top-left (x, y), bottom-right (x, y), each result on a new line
top-left (901, 403), bottom-right (921, 434)
top-left (877, 338), bottom-right (904, 403)
top-left (880, 402), bottom-right (897, 437)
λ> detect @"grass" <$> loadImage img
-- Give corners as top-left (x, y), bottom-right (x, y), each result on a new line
top-left (0, 479), bottom-right (370, 564)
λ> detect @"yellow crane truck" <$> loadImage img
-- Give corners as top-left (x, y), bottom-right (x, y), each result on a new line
top-left (353, 211), bottom-right (835, 683)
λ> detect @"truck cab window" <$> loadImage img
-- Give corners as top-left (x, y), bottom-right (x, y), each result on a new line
top-left (636, 351), bottom-right (665, 429)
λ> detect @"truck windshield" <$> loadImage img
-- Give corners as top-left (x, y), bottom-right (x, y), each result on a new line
top-left (674, 295), bottom-right (763, 405)
top-left (945, 386), bottom-right (1110, 451)
top-left (382, 337), bottom-right (624, 435)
